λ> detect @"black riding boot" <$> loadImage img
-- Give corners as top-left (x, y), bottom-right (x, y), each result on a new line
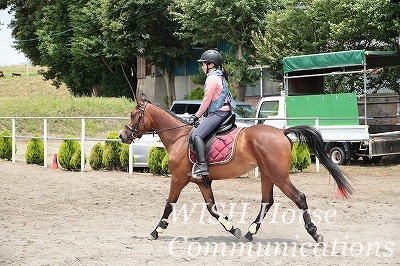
top-left (191, 136), bottom-right (209, 176)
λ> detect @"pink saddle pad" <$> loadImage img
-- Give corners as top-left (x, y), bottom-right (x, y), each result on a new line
top-left (189, 127), bottom-right (243, 165)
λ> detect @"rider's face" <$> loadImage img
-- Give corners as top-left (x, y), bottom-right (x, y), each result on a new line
top-left (201, 62), bottom-right (214, 74)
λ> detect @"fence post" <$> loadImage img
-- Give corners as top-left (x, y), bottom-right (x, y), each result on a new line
top-left (12, 118), bottom-right (16, 163)
top-left (315, 118), bottom-right (320, 172)
top-left (81, 118), bottom-right (85, 172)
top-left (44, 118), bottom-right (48, 168)
top-left (129, 143), bottom-right (133, 174)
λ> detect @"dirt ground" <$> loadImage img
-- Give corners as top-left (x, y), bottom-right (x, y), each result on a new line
top-left (1, 159), bottom-right (399, 266)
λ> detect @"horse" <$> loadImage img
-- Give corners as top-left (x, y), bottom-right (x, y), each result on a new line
top-left (119, 95), bottom-right (353, 243)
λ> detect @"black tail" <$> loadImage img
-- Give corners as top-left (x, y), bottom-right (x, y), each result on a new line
top-left (284, 125), bottom-right (354, 198)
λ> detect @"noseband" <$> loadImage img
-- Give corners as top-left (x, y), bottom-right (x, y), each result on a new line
top-left (124, 101), bottom-right (150, 141)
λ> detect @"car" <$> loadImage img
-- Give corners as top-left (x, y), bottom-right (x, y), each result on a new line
top-left (131, 133), bottom-right (162, 168)
top-left (170, 100), bottom-right (257, 127)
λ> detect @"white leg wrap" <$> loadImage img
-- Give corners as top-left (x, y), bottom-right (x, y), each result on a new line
top-left (218, 216), bottom-right (233, 231)
top-left (156, 218), bottom-right (168, 233)
top-left (248, 222), bottom-right (257, 234)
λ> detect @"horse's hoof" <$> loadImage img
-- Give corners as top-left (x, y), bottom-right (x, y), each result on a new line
top-left (148, 230), bottom-right (158, 240)
top-left (313, 233), bottom-right (324, 244)
top-left (230, 228), bottom-right (242, 239)
top-left (243, 232), bottom-right (254, 242)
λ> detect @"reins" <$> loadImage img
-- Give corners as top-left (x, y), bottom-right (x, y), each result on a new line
top-left (124, 101), bottom-right (192, 140)
top-left (155, 124), bottom-right (191, 133)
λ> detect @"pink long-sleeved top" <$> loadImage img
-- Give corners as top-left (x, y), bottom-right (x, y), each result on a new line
top-left (195, 73), bottom-right (231, 118)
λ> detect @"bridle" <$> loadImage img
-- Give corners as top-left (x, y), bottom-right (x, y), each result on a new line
top-left (124, 101), bottom-right (150, 141)
top-left (124, 101), bottom-right (191, 141)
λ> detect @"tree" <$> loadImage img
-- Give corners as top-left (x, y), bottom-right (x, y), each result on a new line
top-left (1, 0), bottom-right (137, 97)
top-left (170, 0), bottom-right (283, 100)
top-left (101, 0), bottom-right (193, 106)
top-left (252, 0), bottom-right (400, 88)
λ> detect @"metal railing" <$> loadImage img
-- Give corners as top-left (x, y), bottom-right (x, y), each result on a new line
top-left (1, 115), bottom-right (372, 175)
top-left (0, 116), bottom-right (144, 174)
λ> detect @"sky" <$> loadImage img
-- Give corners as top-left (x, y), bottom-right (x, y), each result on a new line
top-left (0, 9), bottom-right (29, 66)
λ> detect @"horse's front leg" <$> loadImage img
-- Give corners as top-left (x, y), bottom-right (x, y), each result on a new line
top-left (149, 176), bottom-right (188, 240)
top-left (244, 178), bottom-right (274, 241)
top-left (197, 181), bottom-right (242, 239)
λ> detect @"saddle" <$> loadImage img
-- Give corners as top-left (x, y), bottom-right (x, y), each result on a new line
top-left (188, 114), bottom-right (243, 165)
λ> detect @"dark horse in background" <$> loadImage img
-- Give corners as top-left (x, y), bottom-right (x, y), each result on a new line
top-left (119, 95), bottom-right (353, 243)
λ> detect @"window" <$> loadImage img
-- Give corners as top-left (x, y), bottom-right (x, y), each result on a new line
top-left (259, 101), bottom-right (279, 118)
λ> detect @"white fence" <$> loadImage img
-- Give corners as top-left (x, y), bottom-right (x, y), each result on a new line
top-left (0, 116), bottom-right (143, 174)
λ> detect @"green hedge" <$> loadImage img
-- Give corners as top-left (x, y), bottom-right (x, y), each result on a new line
top-left (291, 142), bottom-right (311, 171)
top-left (148, 146), bottom-right (169, 175)
top-left (58, 135), bottom-right (82, 171)
top-left (25, 133), bottom-right (44, 165)
top-left (0, 130), bottom-right (12, 160)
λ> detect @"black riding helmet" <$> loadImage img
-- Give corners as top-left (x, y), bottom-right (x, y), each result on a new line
top-left (197, 50), bottom-right (222, 67)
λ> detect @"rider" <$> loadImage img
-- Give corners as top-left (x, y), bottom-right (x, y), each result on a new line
top-left (188, 49), bottom-right (236, 177)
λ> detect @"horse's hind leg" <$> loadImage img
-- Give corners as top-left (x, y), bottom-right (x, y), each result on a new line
top-left (276, 180), bottom-right (323, 243)
top-left (197, 181), bottom-right (242, 239)
top-left (244, 178), bottom-right (274, 241)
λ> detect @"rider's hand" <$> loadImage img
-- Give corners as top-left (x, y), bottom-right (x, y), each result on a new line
top-left (188, 115), bottom-right (199, 125)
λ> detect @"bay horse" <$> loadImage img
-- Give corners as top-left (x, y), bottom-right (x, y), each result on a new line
top-left (119, 96), bottom-right (353, 243)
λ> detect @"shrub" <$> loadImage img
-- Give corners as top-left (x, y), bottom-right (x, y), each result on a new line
top-left (58, 135), bottom-right (81, 171)
top-left (161, 152), bottom-right (170, 175)
top-left (89, 142), bottom-right (104, 171)
top-left (25, 133), bottom-right (44, 165)
top-left (70, 147), bottom-right (84, 170)
top-left (187, 87), bottom-right (204, 100)
top-left (291, 142), bottom-right (311, 171)
top-left (0, 130), bottom-right (13, 160)
top-left (148, 146), bottom-right (167, 175)
top-left (102, 131), bottom-right (122, 170)
top-left (120, 144), bottom-right (135, 172)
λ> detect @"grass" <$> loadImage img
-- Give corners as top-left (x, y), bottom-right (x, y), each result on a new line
top-left (0, 65), bottom-right (135, 137)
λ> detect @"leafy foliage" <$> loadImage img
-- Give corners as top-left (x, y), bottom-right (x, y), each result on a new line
top-left (89, 142), bottom-right (104, 171)
top-left (120, 144), bottom-right (134, 172)
top-left (170, 0), bottom-right (282, 100)
top-left (70, 149), bottom-right (84, 170)
top-left (161, 152), bottom-right (170, 175)
top-left (148, 146), bottom-right (168, 175)
top-left (187, 87), bottom-right (204, 100)
top-left (58, 135), bottom-right (82, 171)
top-left (3, 0), bottom-right (400, 98)
top-left (102, 131), bottom-right (122, 170)
top-left (25, 133), bottom-right (44, 165)
top-left (291, 142), bottom-right (311, 172)
top-left (0, 130), bottom-right (13, 160)
top-left (252, 0), bottom-right (400, 88)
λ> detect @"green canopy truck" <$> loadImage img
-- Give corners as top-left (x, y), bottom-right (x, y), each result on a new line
top-left (255, 50), bottom-right (400, 165)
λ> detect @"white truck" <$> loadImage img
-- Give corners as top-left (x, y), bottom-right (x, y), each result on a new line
top-left (255, 50), bottom-right (400, 165)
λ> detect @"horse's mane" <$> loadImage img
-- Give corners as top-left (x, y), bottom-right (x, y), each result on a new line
top-left (152, 102), bottom-right (191, 125)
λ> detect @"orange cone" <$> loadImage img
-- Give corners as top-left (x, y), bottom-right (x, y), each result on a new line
top-left (52, 154), bottom-right (58, 169)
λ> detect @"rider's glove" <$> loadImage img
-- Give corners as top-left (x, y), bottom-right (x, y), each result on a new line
top-left (188, 115), bottom-right (199, 125)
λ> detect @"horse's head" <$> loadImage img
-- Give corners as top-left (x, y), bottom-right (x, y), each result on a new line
top-left (119, 97), bottom-right (152, 144)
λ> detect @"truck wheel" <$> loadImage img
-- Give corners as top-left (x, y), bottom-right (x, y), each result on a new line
top-left (329, 147), bottom-right (346, 165)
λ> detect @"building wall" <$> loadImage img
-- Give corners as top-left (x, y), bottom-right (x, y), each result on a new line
top-left (175, 75), bottom-right (201, 100)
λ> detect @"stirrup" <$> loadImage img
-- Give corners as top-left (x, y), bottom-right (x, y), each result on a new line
top-left (188, 163), bottom-right (209, 178)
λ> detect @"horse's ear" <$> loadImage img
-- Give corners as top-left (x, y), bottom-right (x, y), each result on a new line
top-left (134, 93), bottom-right (145, 106)
top-left (141, 93), bottom-right (147, 101)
